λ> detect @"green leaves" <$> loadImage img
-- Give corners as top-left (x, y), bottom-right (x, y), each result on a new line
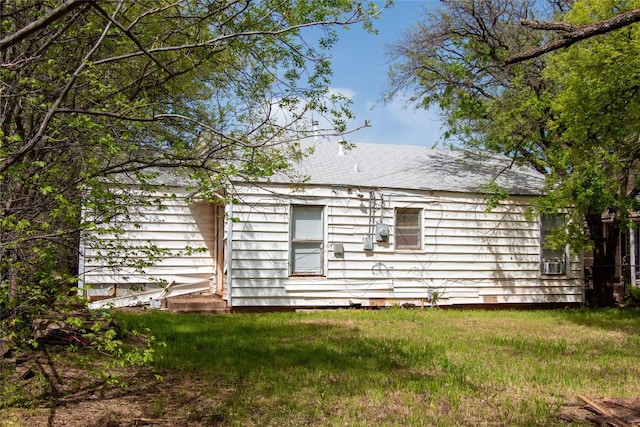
top-left (391, 0), bottom-right (640, 230)
top-left (540, 0), bottom-right (640, 223)
top-left (482, 180), bottom-right (509, 212)
top-left (1, 0), bottom-right (379, 348)
top-left (389, 0), bottom-right (640, 304)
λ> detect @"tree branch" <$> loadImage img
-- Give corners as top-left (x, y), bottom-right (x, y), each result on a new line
top-left (0, 0), bottom-right (91, 50)
top-left (88, 3), bottom-right (175, 77)
top-left (91, 13), bottom-right (371, 66)
top-left (519, 19), bottom-right (575, 32)
top-left (0, 2), bottom-right (120, 175)
top-left (506, 8), bottom-right (640, 65)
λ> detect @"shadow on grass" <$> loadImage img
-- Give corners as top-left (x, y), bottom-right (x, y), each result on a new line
top-left (554, 307), bottom-right (640, 335)
top-left (105, 308), bottom-right (640, 425)
top-left (114, 310), bottom-right (479, 399)
top-left (120, 311), bottom-right (426, 374)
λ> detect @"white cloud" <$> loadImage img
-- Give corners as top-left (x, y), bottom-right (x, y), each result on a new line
top-left (256, 88), bottom-right (449, 147)
top-left (328, 87), bottom-right (357, 100)
top-left (345, 95), bottom-right (446, 146)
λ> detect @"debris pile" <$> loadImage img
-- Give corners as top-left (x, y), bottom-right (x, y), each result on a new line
top-left (32, 310), bottom-right (117, 346)
top-left (1, 309), bottom-right (119, 388)
top-left (560, 394), bottom-right (640, 426)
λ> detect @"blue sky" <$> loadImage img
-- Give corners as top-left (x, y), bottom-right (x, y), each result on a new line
top-left (327, 0), bottom-right (444, 147)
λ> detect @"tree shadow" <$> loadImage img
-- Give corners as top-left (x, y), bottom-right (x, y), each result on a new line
top-left (553, 307), bottom-right (640, 335)
top-left (120, 310), bottom-right (483, 402)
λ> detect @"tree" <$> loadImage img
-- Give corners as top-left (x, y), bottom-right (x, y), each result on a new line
top-left (538, 0), bottom-right (640, 305)
top-left (506, 7), bottom-right (640, 64)
top-left (0, 0), bottom-right (380, 344)
top-left (387, 0), bottom-right (640, 306)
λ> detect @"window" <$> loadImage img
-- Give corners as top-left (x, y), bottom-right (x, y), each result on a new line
top-left (290, 205), bottom-right (324, 275)
top-left (395, 208), bottom-right (422, 250)
top-left (540, 214), bottom-right (566, 275)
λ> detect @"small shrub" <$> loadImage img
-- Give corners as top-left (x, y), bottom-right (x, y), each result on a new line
top-left (626, 286), bottom-right (640, 307)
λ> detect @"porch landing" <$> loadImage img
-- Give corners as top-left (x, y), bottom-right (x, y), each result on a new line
top-left (165, 292), bottom-right (230, 314)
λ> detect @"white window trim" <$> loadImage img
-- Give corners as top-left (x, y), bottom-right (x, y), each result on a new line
top-left (289, 204), bottom-right (325, 277)
top-left (394, 207), bottom-right (423, 251)
top-left (539, 214), bottom-right (570, 277)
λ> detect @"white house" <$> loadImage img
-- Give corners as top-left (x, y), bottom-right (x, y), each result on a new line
top-left (80, 141), bottom-right (584, 309)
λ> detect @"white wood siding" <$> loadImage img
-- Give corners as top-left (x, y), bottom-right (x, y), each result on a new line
top-left (227, 185), bottom-right (583, 307)
top-left (80, 186), bottom-right (217, 298)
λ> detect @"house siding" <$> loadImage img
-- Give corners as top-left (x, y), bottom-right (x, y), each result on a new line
top-left (227, 184), bottom-right (583, 307)
top-left (79, 186), bottom-right (217, 298)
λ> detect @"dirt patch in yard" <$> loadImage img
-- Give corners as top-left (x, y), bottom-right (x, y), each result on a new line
top-left (2, 350), bottom-right (232, 427)
top-left (5, 347), bottom-right (640, 426)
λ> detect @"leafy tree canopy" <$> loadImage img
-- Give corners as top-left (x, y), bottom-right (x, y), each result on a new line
top-left (388, 0), bottom-right (640, 306)
top-left (0, 0), bottom-right (380, 345)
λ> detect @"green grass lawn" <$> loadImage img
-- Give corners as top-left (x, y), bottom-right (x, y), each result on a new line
top-left (113, 308), bottom-right (640, 426)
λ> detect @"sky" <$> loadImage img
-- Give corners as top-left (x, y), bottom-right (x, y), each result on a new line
top-left (327, 0), bottom-right (445, 147)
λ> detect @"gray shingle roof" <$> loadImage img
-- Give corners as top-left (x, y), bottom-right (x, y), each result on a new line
top-left (276, 141), bottom-right (545, 196)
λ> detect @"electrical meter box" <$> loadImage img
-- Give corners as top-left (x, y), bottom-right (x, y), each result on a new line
top-left (375, 223), bottom-right (390, 242)
top-left (363, 236), bottom-right (374, 250)
top-left (333, 243), bottom-right (344, 257)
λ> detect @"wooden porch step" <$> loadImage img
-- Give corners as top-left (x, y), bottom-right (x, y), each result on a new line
top-left (166, 296), bottom-right (230, 314)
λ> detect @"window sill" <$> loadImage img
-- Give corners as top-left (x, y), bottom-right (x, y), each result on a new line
top-left (289, 274), bottom-right (325, 278)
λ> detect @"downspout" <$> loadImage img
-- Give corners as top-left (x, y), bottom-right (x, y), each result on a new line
top-left (369, 190), bottom-right (375, 240)
top-left (77, 210), bottom-right (87, 297)
top-left (226, 198), bottom-right (233, 308)
top-left (77, 236), bottom-right (85, 297)
top-left (631, 229), bottom-right (637, 286)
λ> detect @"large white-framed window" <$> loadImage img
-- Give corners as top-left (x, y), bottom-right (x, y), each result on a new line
top-left (540, 214), bottom-right (567, 275)
top-left (395, 208), bottom-right (422, 250)
top-left (290, 205), bottom-right (324, 276)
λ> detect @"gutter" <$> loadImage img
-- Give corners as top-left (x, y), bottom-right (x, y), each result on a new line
top-left (226, 198), bottom-right (233, 308)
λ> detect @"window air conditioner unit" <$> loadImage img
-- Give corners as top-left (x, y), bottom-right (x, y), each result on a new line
top-left (542, 259), bottom-right (564, 275)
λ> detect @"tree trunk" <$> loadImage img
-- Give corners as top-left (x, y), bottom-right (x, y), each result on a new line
top-left (586, 213), bottom-right (618, 307)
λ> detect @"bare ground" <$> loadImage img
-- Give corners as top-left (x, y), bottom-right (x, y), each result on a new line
top-left (2, 350), bottom-right (229, 427)
top-left (4, 347), bottom-right (640, 426)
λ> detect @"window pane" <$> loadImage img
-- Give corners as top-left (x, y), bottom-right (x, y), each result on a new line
top-left (291, 205), bottom-right (324, 275)
top-left (397, 230), bottom-right (420, 248)
top-left (397, 212), bottom-right (419, 227)
top-left (542, 215), bottom-right (564, 235)
top-left (541, 214), bottom-right (566, 275)
top-left (292, 206), bottom-right (323, 240)
top-left (541, 214), bottom-right (565, 259)
top-left (291, 242), bottom-right (322, 274)
top-left (396, 208), bottom-right (421, 249)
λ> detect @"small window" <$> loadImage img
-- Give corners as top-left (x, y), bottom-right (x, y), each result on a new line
top-left (541, 214), bottom-right (566, 275)
top-left (290, 205), bottom-right (324, 275)
top-left (395, 208), bottom-right (422, 250)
